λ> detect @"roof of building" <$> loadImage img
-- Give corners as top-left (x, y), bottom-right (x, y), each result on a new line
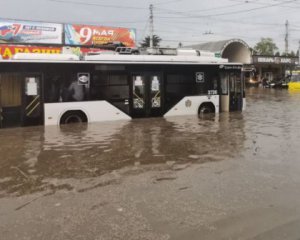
top-left (187, 39), bottom-right (250, 54)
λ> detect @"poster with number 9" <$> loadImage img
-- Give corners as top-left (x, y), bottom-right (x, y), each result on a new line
top-left (64, 24), bottom-right (136, 47)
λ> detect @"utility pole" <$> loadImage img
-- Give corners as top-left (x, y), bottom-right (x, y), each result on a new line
top-left (149, 4), bottom-right (154, 50)
top-left (298, 40), bottom-right (300, 66)
top-left (285, 20), bottom-right (289, 55)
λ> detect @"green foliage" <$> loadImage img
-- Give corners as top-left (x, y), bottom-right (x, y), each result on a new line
top-left (289, 51), bottom-right (296, 57)
top-left (254, 38), bottom-right (279, 55)
top-left (281, 50), bottom-right (297, 57)
top-left (140, 35), bottom-right (162, 48)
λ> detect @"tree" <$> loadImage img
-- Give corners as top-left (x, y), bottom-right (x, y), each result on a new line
top-left (140, 35), bottom-right (162, 48)
top-left (289, 51), bottom-right (296, 57)
top-left (281, 50), bottom-right (296, 57)
top-left (253, 38), bottom-right (279, 55)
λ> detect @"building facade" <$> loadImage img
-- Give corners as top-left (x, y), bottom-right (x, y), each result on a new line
top-left (252, 55), bottom-right (298, 82)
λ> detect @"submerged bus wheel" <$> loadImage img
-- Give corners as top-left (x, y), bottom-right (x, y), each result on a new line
top-left (198, 103), bottom-right (215, 117)
top-left (60, 111), bottom-right (88, 125)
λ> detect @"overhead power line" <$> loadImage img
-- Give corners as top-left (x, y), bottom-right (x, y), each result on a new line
top-left (155, 2), bottom-right (246, 13)
top-left (153, 0), bottom-right (184, 5)
top-left (227, 0), bottom-right (300, 9)
top-left (48, 0), bottom-right (147, 10)
top-left (0, 16), bottom-right (147, 27)
top-left (155, 0), bottom-right (298, 18)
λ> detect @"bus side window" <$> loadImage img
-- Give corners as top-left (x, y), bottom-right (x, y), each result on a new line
top-left (229, 73), bottom-right (235, 92)
top-left (67, 78), bottom-right (85, 102)
top-left (45, 74), bottom-right (63, 103)
top-left (212, 75), bottom-right (219, 91)
top-left (234, 74), bottom-right (242, 93)
top-left (220, 73), bottom-right (228, 95)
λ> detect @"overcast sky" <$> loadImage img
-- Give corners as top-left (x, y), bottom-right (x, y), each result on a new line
top-left (2, 0), bottom-right (300, 52)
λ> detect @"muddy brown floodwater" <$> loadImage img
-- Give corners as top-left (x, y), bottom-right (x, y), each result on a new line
top-left (1, 88), bottom-right (300, 240)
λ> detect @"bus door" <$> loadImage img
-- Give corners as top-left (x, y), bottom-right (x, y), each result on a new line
top-left (229, 72), bottom-right (243, 111)
top-left (131, 73), bottom-right (162, 118)
top-left (0, 73), bottom-right (22, 128)
top-left (23, 74), bottom-right (43, 126)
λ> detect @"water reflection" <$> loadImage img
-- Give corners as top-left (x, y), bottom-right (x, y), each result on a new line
top-left (288, 88), bottom-right (300, 94)
top-left (0, 113), bottom-right (245, 197)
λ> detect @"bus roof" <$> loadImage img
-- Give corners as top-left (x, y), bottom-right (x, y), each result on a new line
top-left (1, 53), bottom-right (243, 66)
top-left (83, 54), bottom-right (229, 63)
top-left (12, 53), bottom-right (80, 61)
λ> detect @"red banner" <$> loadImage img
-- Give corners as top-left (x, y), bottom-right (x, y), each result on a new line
top-left (64, 24), bottom-right (136, 47)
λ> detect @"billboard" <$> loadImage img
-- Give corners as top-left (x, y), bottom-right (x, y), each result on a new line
top-left (64, 24), bottom-right (136, 47)
top-left (0, 45), bottom-right (62, 59)
top-left (0, 20), bottom-right (63, 44)
top-left (0, 45), bottom-right (113, 59)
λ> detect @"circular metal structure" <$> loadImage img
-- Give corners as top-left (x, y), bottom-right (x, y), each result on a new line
top-left (188, 39), bottom-right (251, 64)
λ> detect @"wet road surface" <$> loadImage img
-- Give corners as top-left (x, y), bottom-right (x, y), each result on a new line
top-left (1, 88), bottom-right (300, 239)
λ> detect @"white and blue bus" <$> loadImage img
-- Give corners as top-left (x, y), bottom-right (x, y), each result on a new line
top-left (0, 51), bottom-right (245, 128)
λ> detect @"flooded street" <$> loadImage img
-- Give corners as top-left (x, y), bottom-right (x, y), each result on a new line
top-left (1, 88), bottom-right (300, 239)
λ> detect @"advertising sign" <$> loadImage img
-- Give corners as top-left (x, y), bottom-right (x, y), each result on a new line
top-left (0, 20), bottom-right (63, 44)
top-left (0, 45), bottom-right (62, 59)
top-left (254, 56), bottom-right (294, 64)
top-left (0, 45), bottom-right (114, 59)
top-left (65, 24), bottom-right (136, 47)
